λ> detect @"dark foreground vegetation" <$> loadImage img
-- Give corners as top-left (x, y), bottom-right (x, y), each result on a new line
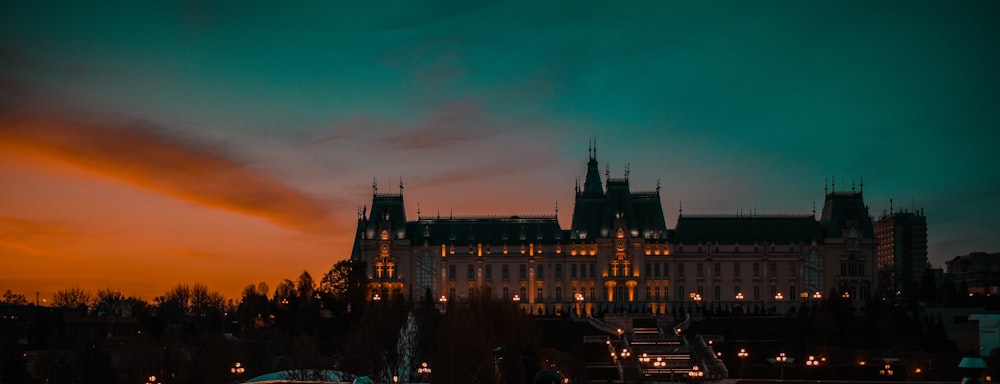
top-left (1, 261), bottom-right (995, 383)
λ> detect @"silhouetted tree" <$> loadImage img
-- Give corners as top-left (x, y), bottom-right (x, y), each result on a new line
top-left (1, 289), bottom-right (27, 305)
top-left (52, 286), bottom-right (93, 310)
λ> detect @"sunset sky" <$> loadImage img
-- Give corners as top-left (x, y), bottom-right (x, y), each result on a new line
top-left (2, 2), bottom-right (998, 302)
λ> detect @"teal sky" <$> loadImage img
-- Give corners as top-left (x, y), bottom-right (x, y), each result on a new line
top-left (2, 1), bottom-right (999, 297)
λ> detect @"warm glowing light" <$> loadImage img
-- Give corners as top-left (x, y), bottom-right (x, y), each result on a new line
top-left (438, 295), bottom-right (447, 304)
top-left (812, 291), bottom-right (823, 299)
top-left (373, 293), bottom-right (381, 301)
top-left (774, 292), bottom-right (784, 300)
top-left (512, 294), bottom-right (521, 302)
top-left (735, 292), bottom-right (744, 301)
top-left (231, 362), bottom-right (245, 375)
top-left (738, 348), bottom-right (749, 358)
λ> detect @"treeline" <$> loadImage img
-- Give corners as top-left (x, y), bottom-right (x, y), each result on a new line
top-left (1, 260), bottom-right (551, 384)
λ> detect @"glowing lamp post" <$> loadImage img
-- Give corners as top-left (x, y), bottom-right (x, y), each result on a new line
top-left (735, 292), bottom-right (744, 301)
top-left (688, 365), bottom-right (705, 381)
top-left (805, 355), bottom-right (824, 366)
top-left (417, 361), bottom-right (432, 382)
top-left (438, 295), bottom-right (447, 314)
top-left (231, 362), bottom-right (245, 383)
top-left (575, 293), bottom-right (585, 316)
top-left (373, 293), bottom-right (381, 301)
top-left (767, 352), bottom-right (794, 380)
top-left (774, 292), bottom-right (784, 301)
top-left (146, 375), bottom-right (162, 384)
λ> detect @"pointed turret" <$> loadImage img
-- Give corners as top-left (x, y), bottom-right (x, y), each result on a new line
top-left (580, 139), bottom-right (604, 198)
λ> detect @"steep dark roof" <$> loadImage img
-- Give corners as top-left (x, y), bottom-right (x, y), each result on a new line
top-left (365, 193), bottom-right (408, 239)
top-left (819, 192), bottom-right (874, 238)
top-left (407, 216), bottom-right (567, 246)
top-left (672, 215), bottom-right (821, 244)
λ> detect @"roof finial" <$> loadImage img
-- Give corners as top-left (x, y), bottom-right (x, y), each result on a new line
top-left (831, 176), bottom-right (836, 193)
top-left (605, 163), bottom-right (610, 180)
top-left (860, 175), bottom-right (864, 193)
top-left (852, 177), bottom-right (856, 193)
top-left (399, 176), bottom-right (404, 194)
top-left (625, 163), bottom-right (630, 179)
top-left (812, 201), bottom-right (816, 217)
top-left (555, 200), bottom-right (559, 218)
top-left (656, 178), bottom-right (661, 193)
top-left (417, 203), bottom-right (421, 218)
top-left (679, 200), bottom-right (683, 217)
top-left (890, 198), bottom-right (894, 213)
top-left (592, 137), bottom-right (597, 160)
top-left (372, 177), bottom-right (378, 195)
top-left (824, 177), bottom-right (828, 195)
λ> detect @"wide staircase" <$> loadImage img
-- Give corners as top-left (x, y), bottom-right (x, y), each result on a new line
top-left (581, 315), bottom-right (727, 382)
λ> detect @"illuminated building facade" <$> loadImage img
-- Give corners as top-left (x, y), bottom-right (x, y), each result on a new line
top-left (350, 148), bottom-right (877, 314)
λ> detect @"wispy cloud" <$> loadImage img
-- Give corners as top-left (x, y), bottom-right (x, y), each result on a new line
top-left (0, 112), bottom-right (339, 235)
top-left (0, 215), bottom-right (80, 255)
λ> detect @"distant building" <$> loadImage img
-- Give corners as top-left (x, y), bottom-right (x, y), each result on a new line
top-left (875, 208), bottom-right (928, 294)
top-left (350, 148), bottom-right (877, 314)
top-left (947, 252), bottom-right (1000, 295)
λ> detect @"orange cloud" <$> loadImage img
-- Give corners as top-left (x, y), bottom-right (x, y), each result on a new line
top-left (0, 113), bottom-right (339, 235)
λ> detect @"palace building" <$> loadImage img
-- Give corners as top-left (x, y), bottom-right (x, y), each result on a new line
top-left (350, 148), bottom-right (876, 315)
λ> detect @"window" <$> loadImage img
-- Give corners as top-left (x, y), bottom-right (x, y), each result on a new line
top-left (769, 262), bottom-right (777, 278)
top-left (519, 264), bottom-right (527, 280)
top-left (654, 263), bottom-right (661, 278)
top-left (646, 263), bottom-right (651, 277)
top-left (502, 264), bottom-right (509, 280)
top-left (555, 264), bottom-right (563, 279)
top-left (590, 263), bottom-right (596, 278)
top-left (697, 263), bottom-right (704, 278)
top-left (536, 287), bottom-right (544, 302)
top-left (646, 286), bottom-right (651, 300)
top-left (655, 287), bottom-right (661, 300)
top-left (678, 285), bottom-right (686, 301)
top-left (714, 263), bottom-right (721, 277)
top-left (790, 285), bottom-right (796, 298)
top-left (753, 263), bottom-right (760, 277)
top-left (753, 285), bottom-right (760, 300)
top-left (589, 287), bottom-right (595, 301)
top-left (664, 263), bottom-right (670, 277)
top-left (520, 287), bottom-right (526, 300)
top-left (467, 265), bottom-right (475, 281)
top-left (678, 263), bottom-right (685, 278)
top-left (485, 265), bottom-right (493, 279)
top-left (449, 265), bottom-right (456, 280)
top-left (555, 287), bottom-right (562, 302)
top-left (789, 263), bottom-right (797, 277)
top-left (734, 263), bottom-right (741, 278)
top-left (503, 287), bottom-right (509, 299)
top-left (537, 264), bottom-right (545, 279)
top-left (571, 264), bottom-right (578, 278)
top-left (714, 285), bottom-right (721, 301)
top-left (449, 287), bottom-right (456, 301)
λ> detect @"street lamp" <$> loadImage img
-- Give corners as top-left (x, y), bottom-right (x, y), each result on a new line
top-left (806, 355), bottom-right (823, 366)
top-left (767, 352), bottom-right (794, 380)
top-left (735, 292), bottom-right (744, 301)
top-left (774, 292), bottom-right (784, 301)
top-left (145, 375), bottom-right (162, 384)
top-left (620, 348), bottom-right (631, 359)
top-left (575, 293), bottom-right (585, 316)
top-left (688, 365), bottom-right (704, 380)
top-left (812, 291), bottom-right (822, 300)
top-left (737, 348), bottom-right (749, 359)
top-left (417, 362), bottom-right (432, 381)
top-left (373, 293), bottom-right (381, 301)
top-left (231, 362), bottom-right (245, 383)
top-left (512, 294), bottom-right (521, 303)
